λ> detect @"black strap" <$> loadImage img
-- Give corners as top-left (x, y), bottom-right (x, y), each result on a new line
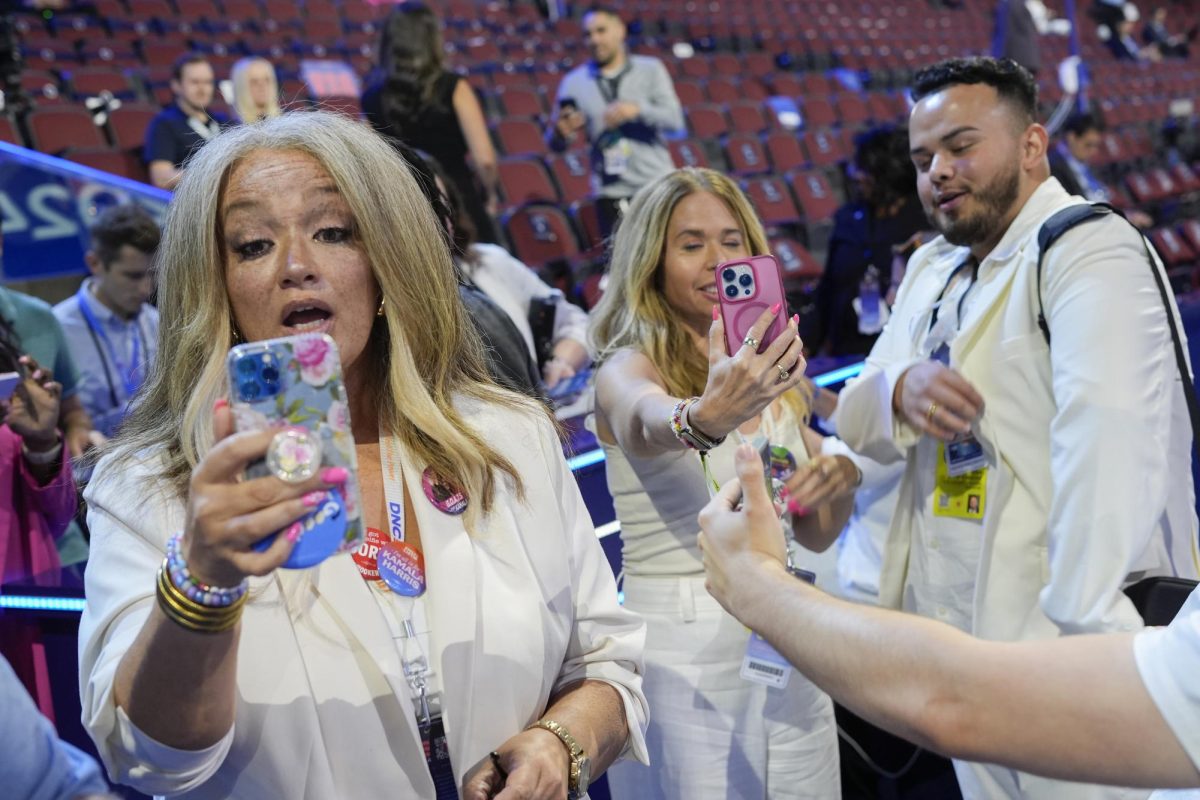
top-left (1035, 202), bottom-right (1200, 465)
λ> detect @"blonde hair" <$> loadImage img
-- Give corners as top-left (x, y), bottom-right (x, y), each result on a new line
top-left (231, 57), bottom-right (281, 123)
top-left (109, 110), bottom-right (537, 529)
top-left (590, 167), bottom-right (810, 417)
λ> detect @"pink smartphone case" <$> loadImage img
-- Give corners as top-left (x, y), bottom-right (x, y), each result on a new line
top-left (718, 254), bottom-right (790, 357)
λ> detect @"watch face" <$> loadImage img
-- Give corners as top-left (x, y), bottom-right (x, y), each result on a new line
top-left (577, 756), bottom-right (592, 792)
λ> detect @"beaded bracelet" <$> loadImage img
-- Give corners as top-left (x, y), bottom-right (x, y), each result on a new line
top-left (165, 532), bottom-right (249, 608)
top-left (669, 397), bottom-right (726, 452)
top-left (156, 566), bottom-right (246, 634)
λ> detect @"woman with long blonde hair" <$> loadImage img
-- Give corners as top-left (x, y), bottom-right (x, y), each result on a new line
top-left (230, 56), bottom-right (281, 123)
top-left (78, 111), bottom-right (647, 800)
top-left (591, 167), bottom-right (859, 799)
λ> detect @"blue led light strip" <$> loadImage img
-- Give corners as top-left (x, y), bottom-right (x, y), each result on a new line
top-left (0, 595), bottom-right (87, 613)
top-left (567, 360), bottom-right (866, 472)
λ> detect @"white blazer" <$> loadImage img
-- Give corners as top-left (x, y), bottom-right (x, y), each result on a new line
top-left (836, 179), bottom-right (1200, 643)
top-left (78, 399), bottom-right (648, 799)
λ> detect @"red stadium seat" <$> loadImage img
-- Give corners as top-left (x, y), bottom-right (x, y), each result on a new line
top-left (1180, 220), bottom-right (1200, 255)
top-left (768, 74), bottom-right (804, 98)
top-left (802, 129), bottom-right (850, 167)
top-left (743, 176), bottom-right (802, 228)
top-left (319, 96), bottom-right (361, 119)
top-left (64, 147), bottom-right (148, 182)
top-left (674, 79), bottom-right (706, 107)
top-left (800, 96), bottom-right (837, 129)
top-left (222, 0), bottom-right (264, 23)
top-left (494, 119), bottom-right (546, 156)
top-left (790, 170), bottom-right (840, 224)
top-left (175, 0), bottom-right (222, 20)
top-left (727, 101), bottom-right (769, 134)
top-left (69, 68), bottom-right (137, 99)
top-left (679, 56), bottom-right (712, 79)
top-left (1172, 164), bottom-right (1200, 194)
top-left (127, 0), bottom-right (175, 22)
top-left (107, 103), bottom-right (160, 153)
top-left (547, 152), bottom-right (593, 204)
top-left (669, 138), bottom-right (711, 169)
top-left (1150, 228), bottom-right (1197, 268)
top-left (495, 86), bottom-right (545, 118)
top-left (497, 158), bottom-right (559, 207)
top-left (569, 198), bottom-right (605, 252)
top-left (1125, 172), bottom-right (1158, 205)
top-left (687, 105), bottom-right (729, 138)
top-left (26, 107), bottom-right (106, 155)
top-left (725, 134), bottom-right (770, 176)
top-left (835, 93), bottom-right (870, 127)
top-left (0, 116), bottom-right (23, 146)
top-left (765, 131), bottom-right (807, 172)
top-left (771, 236), bottom-right (823, 283)
top-left (504, 203), bottom-right (581, 268)
top-left (706, 77), bottom-right (742, 105)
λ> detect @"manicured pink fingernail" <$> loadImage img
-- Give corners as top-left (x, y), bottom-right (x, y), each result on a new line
top-left (320, 467), bottom-right (348, 484)
top-left (787, 499), bottom-right (810, 516)
top-left (791, 313), bottom-right (800, 325)
top-left (302, 490), bottom-right (326, 507)
top-left (770, 301), bottom-right (782, 315)
top-left (213, 397), bottom-right (228, 412)
top-left (285, 522), bottom-right (303, 543)
top-left (712, 305), bottom-right (720, 321)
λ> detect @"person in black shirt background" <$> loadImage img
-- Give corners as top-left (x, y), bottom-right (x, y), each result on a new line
top-left (143, 53), bottom-right (229, 190)
top-left (805, 126), bottom-right (928, 358)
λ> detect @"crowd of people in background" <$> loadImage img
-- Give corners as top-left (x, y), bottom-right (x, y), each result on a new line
top-left (1, 1), bottom-right (1199, 799)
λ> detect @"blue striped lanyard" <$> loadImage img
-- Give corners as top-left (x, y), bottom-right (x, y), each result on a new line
top-left (76, 284), bottom-right (143, 402)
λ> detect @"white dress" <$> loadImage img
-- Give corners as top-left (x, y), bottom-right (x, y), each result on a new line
top-left (600, 405), bottom-right (840, 799)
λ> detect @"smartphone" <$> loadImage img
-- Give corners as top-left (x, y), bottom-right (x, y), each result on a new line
top-left (0, 371), bottom-right (21, 400)
top-left (227, 334), bottom-right (364, 569)
top-left (717, 254), bottom-right (790, 357)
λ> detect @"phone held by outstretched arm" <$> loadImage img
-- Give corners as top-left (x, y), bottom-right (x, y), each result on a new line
top-left (717, 254), bottom-right (790, 357)
top-left (227, 333), bottom-right (365, 569)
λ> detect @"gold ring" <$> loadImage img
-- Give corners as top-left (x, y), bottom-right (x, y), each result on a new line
top-left (926, 402), bottom-right (939, 423)
top-left (777, 365), bottom-right (789, 381)
top-left (742, 335), bottom-right (760, 350)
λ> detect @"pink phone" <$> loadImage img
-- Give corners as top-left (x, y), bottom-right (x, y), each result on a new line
top-left (717, 254), bottom-right (789, 357)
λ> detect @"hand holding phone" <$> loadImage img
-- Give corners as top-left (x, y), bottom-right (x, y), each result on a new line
top-left (717, 255), bottom-right (790, 357)
top-left (227, 334), bottom-right (364, 569)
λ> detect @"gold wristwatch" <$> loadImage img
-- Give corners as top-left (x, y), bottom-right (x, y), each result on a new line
top-left (527, 718), bottom-right (592, 799)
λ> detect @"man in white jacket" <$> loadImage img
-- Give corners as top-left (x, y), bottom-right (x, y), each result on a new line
top-left (835, 56), bottom-right (1200, 800)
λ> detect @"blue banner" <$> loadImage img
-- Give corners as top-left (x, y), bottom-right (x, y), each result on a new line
top-left (0, 141), bottom-right (171, 281)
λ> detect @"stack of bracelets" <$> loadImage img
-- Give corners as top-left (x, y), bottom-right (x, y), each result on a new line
top-left (156, 532), bottom-right (249, 633)
top-left (669, 397), bottom-right (726, 452)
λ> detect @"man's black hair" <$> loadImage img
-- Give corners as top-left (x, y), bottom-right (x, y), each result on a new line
top-left (89, 205), bottom-right (161, 267)
top-left (1062, 111), bottom-right (1104, 138)
top-left (911, 57), bottom-right (1038, 124)
top-left (582, 4), bottom-right (622, 21)
top-left (171, 52), bottom-right (210, 82)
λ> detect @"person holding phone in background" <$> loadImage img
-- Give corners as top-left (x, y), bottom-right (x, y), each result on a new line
top-left (78, 112), bottom-right (647, 800)
top-left (547, 5), bottom-right (684, 237)
top-left (589, 167), bottom-right (859, 799)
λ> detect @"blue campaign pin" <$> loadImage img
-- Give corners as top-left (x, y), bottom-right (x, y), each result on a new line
top-left (378, 540), bottom-right (427, 596)
top-left (252, 487), bottom-right (348, 569)
top-left (769, 446), bottom-right (798, 481)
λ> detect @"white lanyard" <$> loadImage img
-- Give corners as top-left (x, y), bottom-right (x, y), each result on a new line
top-left (376, 433), bottom-right (434, 728)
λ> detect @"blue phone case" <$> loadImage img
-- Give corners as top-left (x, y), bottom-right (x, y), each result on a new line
top-left (227, 334), bottom-right (364, 569)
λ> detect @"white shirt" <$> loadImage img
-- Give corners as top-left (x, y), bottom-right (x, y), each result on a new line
top-left (1135, 587), bottom-right (1200, 776)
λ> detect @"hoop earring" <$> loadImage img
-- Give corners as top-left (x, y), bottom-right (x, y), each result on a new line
top-left (231, 324), bottom-right (244, 344)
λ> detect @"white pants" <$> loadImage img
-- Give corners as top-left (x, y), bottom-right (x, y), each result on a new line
top-left (606, 575), bottom-right (840, 800)
top-left (954, 758), bottom-right (1153, 800)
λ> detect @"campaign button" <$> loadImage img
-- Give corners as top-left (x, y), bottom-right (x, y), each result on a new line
top-left (352, 526), bottom-right (392, 583)
top-left (378, 540), bottom-right (426, 596)
top-left (421, 467), bottom-right (468, 515)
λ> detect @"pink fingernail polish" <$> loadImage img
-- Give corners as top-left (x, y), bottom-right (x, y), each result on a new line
top-left (213, 397), bottom-right (228, 412)
top-left (712, 305), bottom-right (720, 321)
top-left (770, 301), bottom-right (782, 315)
top-left (791, 313), bottom-right (800, 325)
top-left (302, 491), bottom-right (325, 507)
top-left (787, 499), bottom-right (810, 516)
top-left (285, 522), bottom-right (303, 543)
top-left (320, 467), bottom-right (348, 484)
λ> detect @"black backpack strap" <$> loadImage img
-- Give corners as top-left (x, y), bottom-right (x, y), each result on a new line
top-left (1035, 202), bottom-right (1118, 345)
top-left (1036, 201), bottom-right (1200, 465)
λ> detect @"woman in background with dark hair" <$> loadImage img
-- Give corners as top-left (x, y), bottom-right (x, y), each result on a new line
top-left (361, 1), bottom-right (500, 242)
top-left (806, 126), bottom-right (927, 357)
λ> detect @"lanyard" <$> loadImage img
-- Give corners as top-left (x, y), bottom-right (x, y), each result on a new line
top-left (595, 62), bottom-right (629, 103)
top-left (928, 255), bottom-right (980, 334)
top-left (377, 434), bottom-right (435, 730)
top-left (76, 285), bottom-right (144, 404)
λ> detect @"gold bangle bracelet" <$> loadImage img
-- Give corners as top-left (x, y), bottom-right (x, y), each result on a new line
top-left (156, 568), bottom-right (244, 633)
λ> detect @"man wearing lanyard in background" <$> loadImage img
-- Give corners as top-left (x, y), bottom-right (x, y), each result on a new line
top-left (835, 56), bottom-right (1200, 800)
top-left (53, 205), bottom-right (160, 440)
top-left (546, 5), bottom-right (684, 237)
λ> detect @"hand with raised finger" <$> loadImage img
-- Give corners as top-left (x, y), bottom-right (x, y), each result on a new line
top-left (462, 728), bottom-right (570, 800)
top-left (6, 354), bottom-right (63, 453)
top-left (783, 454), bottom-right (860, 516)
top-left (893, 361), bottom-right (985, 442)
top-left (698, 443), bottom-right (787, 616)
top-left (690, 305), bottom-right (806, 441)
top-left (181, 398), bottom-right (350, 589)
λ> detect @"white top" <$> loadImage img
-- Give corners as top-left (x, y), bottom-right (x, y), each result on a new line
top-left (79, 398), bottom-right (648, 799)
top-left (464, 243), bottom-right (590, 365)
top-left (836, 178), bottom-right (1200, 642)
top-left (599, 401), bottom-right (812, 578)
top-left (1134, 586), bottom-right (1200, 777)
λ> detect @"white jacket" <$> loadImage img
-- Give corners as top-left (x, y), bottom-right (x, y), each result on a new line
top-left (78, 399), bottom-right (648, 799)
top-left (836, 178), bottom-right (1200, 644)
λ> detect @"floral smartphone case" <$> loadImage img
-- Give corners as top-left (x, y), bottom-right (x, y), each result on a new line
top-left (227, 333), bottom-right (364, 568)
